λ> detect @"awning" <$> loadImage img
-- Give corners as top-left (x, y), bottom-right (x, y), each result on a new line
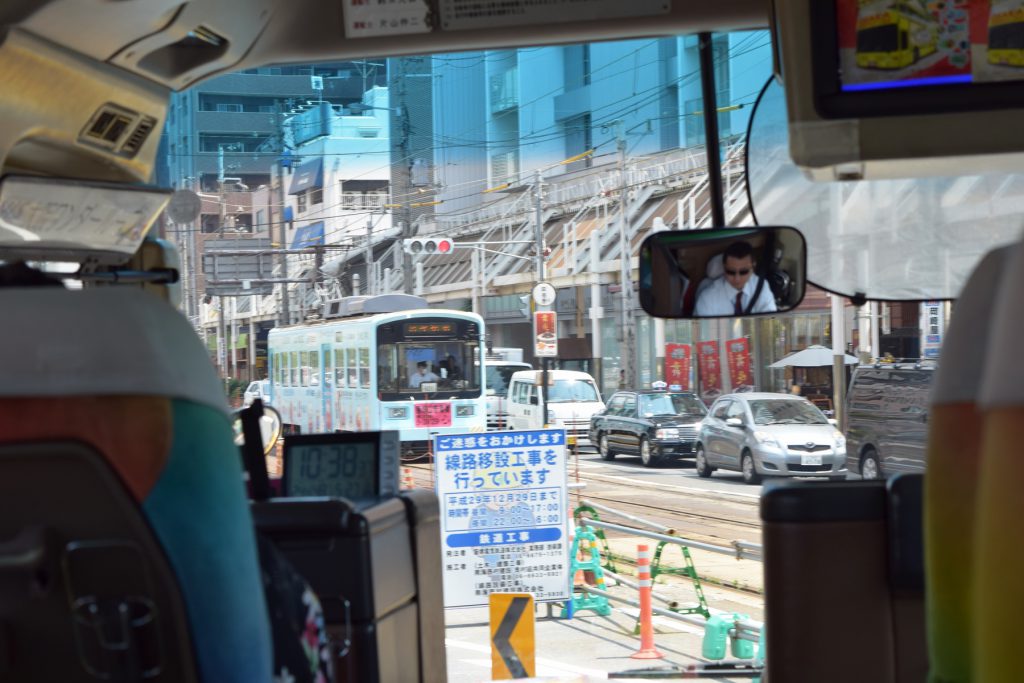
top-left (292, 221), bottom-right (325, 249)
top-left (288, 158), bottom-right (324, 195)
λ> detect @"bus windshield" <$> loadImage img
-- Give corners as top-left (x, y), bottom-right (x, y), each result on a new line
top-left (857, 24), bottom-right (899, 53)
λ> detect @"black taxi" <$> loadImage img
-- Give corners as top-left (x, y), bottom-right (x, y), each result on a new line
top-left (588, 385), bottom-right (708, 467)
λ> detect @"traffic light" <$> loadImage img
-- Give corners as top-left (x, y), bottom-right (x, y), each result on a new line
top-left (403, 237), bottom-right (455, 255)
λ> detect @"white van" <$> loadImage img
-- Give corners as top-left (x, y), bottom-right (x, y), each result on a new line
top-left (506, 370), bottom-right (604, 447)
top-left (484, 360), bottom-right (532, 430)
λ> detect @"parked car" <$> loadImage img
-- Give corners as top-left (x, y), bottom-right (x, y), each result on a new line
top-left (589, 389), bottom-right (707, 467)
top-left (506, 369), bottom-right (604, 447)
top-left (845, 361), bottom-right (936, 479)
top-left (696, 392), bottom-right (847, 485)
top-left (242, 379), bottom-right (272, 408)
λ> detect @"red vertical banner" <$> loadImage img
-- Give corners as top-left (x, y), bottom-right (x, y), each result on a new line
top-left (664, 343), bottom-right (692, 392)
top-left (696, 341), bottom-right (722, 403)
top-left (726, 337), bottom-right (753, 391)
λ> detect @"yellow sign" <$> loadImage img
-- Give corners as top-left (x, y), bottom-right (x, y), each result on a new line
top-left (490, 593), bottom-right (535, 680)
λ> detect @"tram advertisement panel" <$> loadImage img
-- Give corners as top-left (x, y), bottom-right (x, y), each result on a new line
top-left (435, 429), bottom-right (570, 608)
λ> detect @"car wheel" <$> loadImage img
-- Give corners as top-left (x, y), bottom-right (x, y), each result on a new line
top-left (599, 434), bottom-right (616, 461)
top-left (741, 451), bottom-right (762, 485)
top-left (695, 445), bottom-right (713, 478)
top-left (639, 437), bottom-right (660, 468)
top-left (861, 449), bottom-right (881, 480)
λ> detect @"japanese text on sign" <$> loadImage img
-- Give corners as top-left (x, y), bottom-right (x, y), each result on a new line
top-left (436, 429), bottom-right (570, 607)
top-left (415, 402), bottom-right (452, 427)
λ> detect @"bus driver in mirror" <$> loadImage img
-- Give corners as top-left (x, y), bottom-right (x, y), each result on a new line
top-left (694, 241), bottom-right (777, 317)
top-left (409, 361), bottom-right (440, 389)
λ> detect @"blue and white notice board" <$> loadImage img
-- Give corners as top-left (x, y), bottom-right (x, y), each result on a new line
top-left (435, 429), bottom-right (571, 608)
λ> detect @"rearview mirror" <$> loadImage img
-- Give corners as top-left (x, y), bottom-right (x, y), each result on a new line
top-left (726, 417), bottom-right (744, 427)
top-left (638, 227), bottom-right (807, 319)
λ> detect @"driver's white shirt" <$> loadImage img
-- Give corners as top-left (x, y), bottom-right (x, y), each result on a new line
top-left (409, 371), bottom-right (439, 388)
top-left (694, 274), bottom-right (776, 317)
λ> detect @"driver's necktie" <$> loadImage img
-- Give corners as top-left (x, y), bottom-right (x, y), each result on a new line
top-left (734, 291), bottom-right (743, 316)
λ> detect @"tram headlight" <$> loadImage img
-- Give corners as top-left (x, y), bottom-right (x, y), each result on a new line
top-left (456, 405), bottom-right (475, 417)
top-left (387, 406), bottom-right (409, 419)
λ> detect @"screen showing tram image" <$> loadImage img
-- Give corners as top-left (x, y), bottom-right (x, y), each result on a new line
top-left (836, 0), bottom-right (1024, 91)
top-left (376, 317), bottom-right (483, 399)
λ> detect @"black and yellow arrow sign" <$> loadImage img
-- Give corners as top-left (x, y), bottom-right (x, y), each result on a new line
top-left (490, 593), bottom-right (535, 679)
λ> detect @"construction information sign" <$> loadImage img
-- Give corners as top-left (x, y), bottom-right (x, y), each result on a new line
top-left (435, 429), bottom-right (571, 608)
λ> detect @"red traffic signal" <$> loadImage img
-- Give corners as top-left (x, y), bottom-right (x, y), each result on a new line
top-left (404, 237), bottom-right (456, 255)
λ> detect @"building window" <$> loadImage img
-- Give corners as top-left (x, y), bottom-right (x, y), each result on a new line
top-left (339, 180), bottom-right (389, 210)
top-left (297, 192), bottom-right (307, 213)
top-left (310, 187), bottom-right (323, 205)
top-left (216, 103), bottom-right (243, 113)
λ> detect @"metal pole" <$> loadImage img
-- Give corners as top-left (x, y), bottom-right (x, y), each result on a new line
top-left (831, 294), bottom-right (847, 430)
top-left (616, 122), bottom-right (635, 389)
top-left (365, 216), bottom-right (374, 296)
top-left (534, 170), bottom-right (550, 412)
top-left (249, 293), bottom-right (258, 381)
top-left (698, 32), bottom-right (726, 228)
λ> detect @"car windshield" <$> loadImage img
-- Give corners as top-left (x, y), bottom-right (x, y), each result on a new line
top-left (546, 379), bottom-right (600, 403)
top-left (640, 393), bottom-right (706, 417)
top-left (749, 399), bottom-right (828, 426)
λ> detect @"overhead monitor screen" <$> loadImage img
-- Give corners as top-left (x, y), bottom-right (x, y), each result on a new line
top-left (836, 0), bottom-right (1024, 91)
top-left (283, 434), bottom-right (379, 499)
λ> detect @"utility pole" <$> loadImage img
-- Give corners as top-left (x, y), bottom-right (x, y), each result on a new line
top-left (615, 121), bottom-right (636, 389)
top-left (275, 101), bottom-right (292, 326)
top-left (533, 169), bottom-right (551, 412)
top-left (366, 215), bottom-right (375, 295)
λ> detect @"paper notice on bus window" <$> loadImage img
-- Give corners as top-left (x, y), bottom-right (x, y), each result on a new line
top-left (343, 0), bottom-right (431, 38)
top-left (415, 402), bottom-right (452, 428)
top-left (439, 0), bottom-right (668, 31)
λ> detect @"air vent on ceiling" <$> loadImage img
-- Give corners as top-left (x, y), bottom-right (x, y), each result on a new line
top-left (121, 116), bottom-right (157, 156)
top-left (80, 104), bottom-right (155, 158)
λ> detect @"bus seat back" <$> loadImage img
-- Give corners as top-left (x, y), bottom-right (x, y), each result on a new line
top-left (761, 476), bottom-right (926, 683)
top-left (0, 287), bottom-right (273, 682)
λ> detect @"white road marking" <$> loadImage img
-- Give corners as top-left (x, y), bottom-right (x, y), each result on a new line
top-left (446, 638), bottom-right (609, 679)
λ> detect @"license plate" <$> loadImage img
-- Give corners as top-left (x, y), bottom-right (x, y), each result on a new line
top-left (801, 454), bottom-right (822, 466)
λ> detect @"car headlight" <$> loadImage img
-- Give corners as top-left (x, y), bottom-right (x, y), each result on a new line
top-left (456, 404), bottom-right (475, 417)
top-left (753, 430), bottom-right (781, 448)
top-left (387, 406), bottom-right (409, 419)
top-left (833, 430), bottom-right (846, 448)
top-left (655, 428), bottom-right (679, 439)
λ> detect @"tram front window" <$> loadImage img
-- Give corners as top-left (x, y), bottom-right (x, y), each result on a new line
top-left (377, 341), bottom-right (481, 397)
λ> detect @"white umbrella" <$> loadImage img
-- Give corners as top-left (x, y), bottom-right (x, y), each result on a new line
top-left (769, 345), bottom-right (859, 369)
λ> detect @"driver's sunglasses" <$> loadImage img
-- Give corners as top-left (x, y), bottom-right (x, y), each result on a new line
top-left (725, 268), bottom-right (751, 276)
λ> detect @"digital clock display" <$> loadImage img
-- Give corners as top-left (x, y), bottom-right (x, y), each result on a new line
top-left (283, 438), bottom-right (378, 499)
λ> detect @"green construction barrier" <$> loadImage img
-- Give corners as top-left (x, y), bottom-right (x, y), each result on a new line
top-left (571, 505), bottom-right (618, 573)
top-left (560, 525), bottom-right (612, 618)
top-left (702, 614), bottom-right (730, 660)
top-left (730, 613), bottom-right (755, 659)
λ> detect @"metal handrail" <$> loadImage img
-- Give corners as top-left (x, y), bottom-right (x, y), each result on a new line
top-left (577, 516), bottom-right (763, 562)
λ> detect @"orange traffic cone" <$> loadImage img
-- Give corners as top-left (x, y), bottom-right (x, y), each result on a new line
top-left (401, 467), bottom-right (415, 490)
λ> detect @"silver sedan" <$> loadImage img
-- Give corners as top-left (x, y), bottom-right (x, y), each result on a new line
top-left (695, 393), bottom-right (847, 485)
